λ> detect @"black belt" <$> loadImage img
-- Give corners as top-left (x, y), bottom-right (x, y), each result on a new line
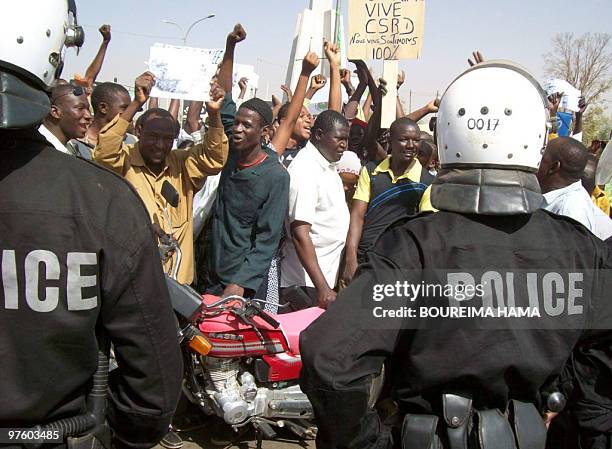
top-left (400, 394), bottom-right (548, 449)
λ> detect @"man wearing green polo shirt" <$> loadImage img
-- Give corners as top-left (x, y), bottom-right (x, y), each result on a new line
top-left (341, 117), bottom-right (434, 286)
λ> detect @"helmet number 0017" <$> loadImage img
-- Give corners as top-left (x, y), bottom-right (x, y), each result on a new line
top-left (467, 118), bottom-right (500, 131)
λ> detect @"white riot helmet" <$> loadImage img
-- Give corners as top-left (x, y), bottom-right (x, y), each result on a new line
top-left (0, 0), bottom-right (84, 89)
top-left (437, 61), bottom-right (550, 171)
top-left (431, 61), bottom-right (551, 215)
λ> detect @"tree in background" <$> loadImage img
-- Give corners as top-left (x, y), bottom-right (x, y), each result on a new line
top-left (544, 33), bottom-right (612, 144)
top-left (582, 105), bottom-right (612, 144)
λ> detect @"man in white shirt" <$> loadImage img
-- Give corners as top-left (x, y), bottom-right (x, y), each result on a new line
top-left (538, 136), bottom-right (612, 240)
top-left (38, 84), bottom-right (92, 158)
top-left (281, 110), bottom-right (350, 309)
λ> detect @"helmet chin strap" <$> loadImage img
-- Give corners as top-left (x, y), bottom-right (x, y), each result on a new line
top-left (431, 168), bottom-right (543, 215)
top-left (0, 71), bottom-right (51, 129)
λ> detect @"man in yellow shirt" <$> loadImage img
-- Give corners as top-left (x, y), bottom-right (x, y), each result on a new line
top-left (341, 117), bottom-right (434, 286)
top-left (582, 153), bottom-right (612, 216)
top-left (592, 185), bottom-right (611, 216)
top-left (94, 72), bottom-right (229, 284)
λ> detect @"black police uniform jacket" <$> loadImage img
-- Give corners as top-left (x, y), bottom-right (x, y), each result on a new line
top-left (299, 209), bottom-right (612, 449)
top-left (0, 130), bottom-right (183, 449)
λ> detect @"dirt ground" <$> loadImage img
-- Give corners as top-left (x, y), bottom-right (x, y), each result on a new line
top-left (154, 418), bottom-right (316, 449)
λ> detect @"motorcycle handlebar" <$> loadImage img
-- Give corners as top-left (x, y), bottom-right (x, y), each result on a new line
top-left (205, 295), bottom-right (280, 329)
top-left (253, 306), bottom-right (280, 329)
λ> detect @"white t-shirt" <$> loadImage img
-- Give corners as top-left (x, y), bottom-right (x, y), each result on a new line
top-left (281, 142), bottom-right (350, 289)
top-left (542, 180), bottom-right (612, 240)
top-left (38, 124), bottom-right (78, 156)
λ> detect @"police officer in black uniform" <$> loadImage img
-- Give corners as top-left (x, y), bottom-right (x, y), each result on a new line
top-left (0, 1), bottom-right (182, 448)
top-left (300, 61), bottom-right (612, 449)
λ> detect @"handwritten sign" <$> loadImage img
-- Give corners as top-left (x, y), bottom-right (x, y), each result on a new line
top-left (348, 0), bottom-right (425, 60)
top-left (148, 44), bottom-right (224, 101)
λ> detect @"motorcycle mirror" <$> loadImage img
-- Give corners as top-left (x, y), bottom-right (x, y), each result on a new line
top-left (161, 181), bottom-right (179, 208)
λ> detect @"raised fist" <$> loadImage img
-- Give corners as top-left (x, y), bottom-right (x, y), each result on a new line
top-left (99, 24), bottom-right (111, 43)
top-left (302, 51), bottom-right (320, 75)
top-left (310, 74), bottom-right (327, 91)
top-left (324, 41), bottom-right (341, 67)
top-left (397, 70), bottom-right (405, 90)
top-left (228, 23), bottom-right (247, 45)
top-left (280, 84), bottom-right (293, 101)
top-left (134, 72), bottom-right (156, 105)
top-left (206, 82), bottom-right (226, 114)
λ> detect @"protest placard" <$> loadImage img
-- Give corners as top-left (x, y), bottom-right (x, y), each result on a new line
top-left (148, 44), bottom-right (224, 101)
top-left (348, 0), bottom-right (425, 61)
top-left (543, 78), bottom-right (582, 113)
top-left (232, 64), bottom-right (259, 100)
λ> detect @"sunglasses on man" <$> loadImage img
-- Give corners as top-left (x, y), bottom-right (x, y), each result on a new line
top-left (51, 85), bottom-right (86, 104)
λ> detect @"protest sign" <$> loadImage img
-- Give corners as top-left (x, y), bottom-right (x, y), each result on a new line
top-left (543, 78), bottom-right (582, 113)
top-left (232, 64), bottom-right (259, 100)
top-left (148, 44), bottom-right (224, 101)
top-left (381, 60), bottom-right (399, 127)
top-left (348, 0), bottom-right (425, 61)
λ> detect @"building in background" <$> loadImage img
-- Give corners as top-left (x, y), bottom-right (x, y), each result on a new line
top-left (285, 0), bottom-right (347, 105)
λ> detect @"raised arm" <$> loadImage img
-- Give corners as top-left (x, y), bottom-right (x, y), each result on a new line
top-left (396, 70), bottom-right (406, 118)
top-left (343, 61), bottom-right (368, 120)
top-left (340, 68), bottom-right (355, 97)
top-left (573, 98), bottom-right (588, 136)
top-left (364, 79), bottom-right (387, 162)
top-left (325, 41), bottom-right (342, 113)
top-left (148, 97), bottom-right (159, 110)
top-left (238, 77), bottom-right (249, 100)
top-left (271, 51), bottom-right (319, 156)
top-left (271, 94), bottom-right (282, 120)
top-left (94, 72), bottom-right (155, 173)
top-left (306, 74), bottom-right (327, 100)
top-left (82, 25), bottom-right (112, 87)
top-left (407, 98), bottom-right (439, 123)
top-left (218, 23), bottom-right (246, 93)
top-left (183, 82), bottom-right (229, 191)
top-left (184, 101), bottom-right (204, 135)
top-left (167, 98), bottom-right (180, 121)
top-left (280, 84), bottom-right (293, 102)
top-left (363, 91), bottom-right (373, 120)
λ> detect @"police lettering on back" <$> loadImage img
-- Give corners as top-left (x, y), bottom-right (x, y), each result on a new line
top-left (1, 250), bottom-right (98, 312)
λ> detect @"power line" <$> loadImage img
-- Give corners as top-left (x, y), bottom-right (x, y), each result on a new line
top-left (81, 24), bottom-right (181, 41)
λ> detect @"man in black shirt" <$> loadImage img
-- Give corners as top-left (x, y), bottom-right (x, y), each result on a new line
top-left (300, 61), bottom-right (612, 449)
top-left (0, 2), bottom-right (182, 448)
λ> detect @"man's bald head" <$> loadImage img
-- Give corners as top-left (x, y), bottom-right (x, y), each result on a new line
top-left (548, 137), bottom-right (589, 178)
top-left (537, 137), bottom-right (589, 193)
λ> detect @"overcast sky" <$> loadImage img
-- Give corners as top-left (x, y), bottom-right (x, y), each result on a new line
top-left (63, 0), bottom-right (612, 108)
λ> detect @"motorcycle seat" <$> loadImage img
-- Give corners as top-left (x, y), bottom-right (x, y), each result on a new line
top-left (274, 307), bottom-right (324, 355)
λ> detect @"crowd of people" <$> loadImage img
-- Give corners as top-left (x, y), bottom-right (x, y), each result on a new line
top-left (40, 23), bottom-right (612, 312)
top-left (1, 2), bottom-right (611, 449)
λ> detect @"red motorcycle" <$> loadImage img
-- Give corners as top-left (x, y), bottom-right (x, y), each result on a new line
top-left (158, 181), bottom-right (323, 440)
top-left (169, 284), bottom-right (324, 440)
